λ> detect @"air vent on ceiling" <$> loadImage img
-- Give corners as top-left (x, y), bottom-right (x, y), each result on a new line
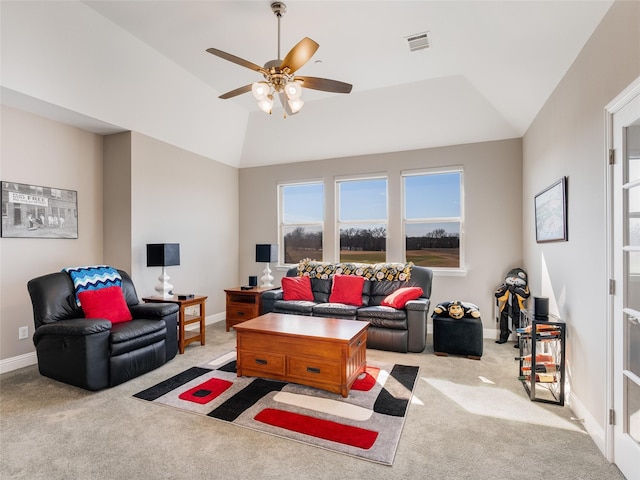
top-left (405, 31), bottom-right (431, 52)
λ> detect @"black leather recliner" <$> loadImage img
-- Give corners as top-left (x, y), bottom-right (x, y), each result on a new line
top-left (27, 269), bottom-right (179, 391)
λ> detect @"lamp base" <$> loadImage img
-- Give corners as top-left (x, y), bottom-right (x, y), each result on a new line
top-left (154, 268), bottom-right (174, 298)
top-left (261, 263), bottom-right (274, 288)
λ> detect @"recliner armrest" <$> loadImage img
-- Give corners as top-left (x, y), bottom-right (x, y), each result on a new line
top-left (129, 302), bottom-right (179, 319)
top-left (261, 289), bottom-right (283, 314)
top-left (33, 318), bottom-right (111, 345)
top-left (405, 298), bottom-right (430, 312)
top-left (261, 289), bottom-right (283, 301)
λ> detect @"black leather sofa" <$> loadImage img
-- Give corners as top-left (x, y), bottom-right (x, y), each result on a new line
top-left (262, 263), bottom-right (433, 353)
top-left (27, 270), bottom-right (179, 391)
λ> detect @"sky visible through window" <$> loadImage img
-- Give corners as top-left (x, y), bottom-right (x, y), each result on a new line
top-left (339, 178), bottom-right (387, 221)
top-left (283, 175), bottom-right (459, 228)
top-left (282, 183), bottom-right (323, 223)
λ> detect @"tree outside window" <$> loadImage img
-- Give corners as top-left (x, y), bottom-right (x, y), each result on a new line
top-left (403, 170), bottom-right (462, 268)
top-left (279, 182), bottom-right (323, 264)
top-left (337, 177), bottom-right (387, 263)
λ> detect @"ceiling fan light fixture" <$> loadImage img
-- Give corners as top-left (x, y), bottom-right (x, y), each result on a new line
top-left (288, 98), bottom-right (304, 113)
top-left (252, 82), bottom-right (270, 100)
top-left (258, 95), bottom-right (274, 114)
top-left (284, 81), bottom-right (302, 100)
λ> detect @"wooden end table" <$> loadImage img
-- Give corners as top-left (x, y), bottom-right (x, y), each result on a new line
top-left (224, 286), bottom-right (278, 332)
top-left (142, 295), bottom-right (207, 354)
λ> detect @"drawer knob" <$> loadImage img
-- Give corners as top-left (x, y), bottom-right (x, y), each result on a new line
top-left (307, 367), bottom-right (321, 374)
top-left (255, 358), bottom-right (267, 365)
top-left (238, 311), bottom-right (245, 316)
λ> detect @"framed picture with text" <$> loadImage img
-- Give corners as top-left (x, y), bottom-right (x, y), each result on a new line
top-left (534, 177), bottom-right (567, 243)
top-left (1, 181), bottom-right (78, 239)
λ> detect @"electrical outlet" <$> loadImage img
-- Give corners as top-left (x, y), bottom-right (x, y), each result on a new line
top-left (18, 326), bottom-right (29, 340)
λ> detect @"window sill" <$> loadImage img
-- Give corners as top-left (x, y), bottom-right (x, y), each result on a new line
top-left (430, 268), bottom-right (467, 277)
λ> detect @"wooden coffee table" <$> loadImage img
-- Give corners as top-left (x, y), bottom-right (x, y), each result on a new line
top-left (234, 313), bottom-right (369, 397)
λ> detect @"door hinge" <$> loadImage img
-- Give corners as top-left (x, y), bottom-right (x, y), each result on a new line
top-left (609, 278), bottom-right (615, 295)
top-left (609, 148), bottom-right (615, 165)
top-left (609, 408), bottom-right (615, 425)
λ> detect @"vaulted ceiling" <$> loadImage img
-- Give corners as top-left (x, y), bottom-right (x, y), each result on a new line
top-left (1, 1), bottom-right (614, 167)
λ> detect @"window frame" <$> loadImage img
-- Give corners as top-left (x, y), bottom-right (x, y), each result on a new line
top-left (402, 167), bottom-right (465, 274)
top-left (277, 180), bottom-right (325, 266)
top-left (335, 174), bottom-right (389, 263)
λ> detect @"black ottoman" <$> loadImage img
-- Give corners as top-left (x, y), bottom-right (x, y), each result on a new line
top-left (433, 314), bottom-right (483, 360)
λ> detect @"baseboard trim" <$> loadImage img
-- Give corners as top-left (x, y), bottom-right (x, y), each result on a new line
top-left (0, 351), bottom-right (37, 375)
top-left (2, 313), bottom-right (227, 375)
top-left (569, 391), bottom-right (607, 457)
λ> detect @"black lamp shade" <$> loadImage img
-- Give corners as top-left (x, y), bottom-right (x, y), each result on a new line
top-left (256, 244), bottom-right (278, 263)
top-left (147, 243), bottom-right (180, 267)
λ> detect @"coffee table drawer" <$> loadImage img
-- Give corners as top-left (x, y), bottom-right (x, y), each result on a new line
top-left (348, 331), bottom-right (367, 356)
top-left (288, 356), bottom-right (341, 384)
top-left (239, 351), bottom-right (285, 376)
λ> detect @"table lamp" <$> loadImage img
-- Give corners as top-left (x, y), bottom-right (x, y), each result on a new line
top-left (256, 244), bottom-right (278, 287)
top-left (147, 243), bottom-right (180, 298)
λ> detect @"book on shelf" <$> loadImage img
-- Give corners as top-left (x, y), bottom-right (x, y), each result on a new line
top-left (521, 363), bottom-right (558, 374)
top-left (520, 353), bottom-right (554, 363)
top-left (516, 324), bottom-right (561, 334)
top-left (519, 373), bottom-right (557, 383)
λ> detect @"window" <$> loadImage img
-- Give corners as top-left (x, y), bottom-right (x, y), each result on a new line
top-left (403, 169), bottom-right (463, 269)
top-left (337, 177), bottom-right (387, 263)
top-left (279, 182), bottom-right (324, 264)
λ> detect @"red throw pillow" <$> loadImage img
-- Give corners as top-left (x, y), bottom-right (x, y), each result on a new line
top-left (282, 276), bottom-right (314, 301)
top-left (329, 274), bottom-right (365, 306)
top-left (380, 287), bottom-right (423, 309)
top-left (78, 286), bottom-right (133, 324)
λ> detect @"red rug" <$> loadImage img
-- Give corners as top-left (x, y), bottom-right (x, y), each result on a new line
top-left (133, 352), bottom-right (419, 465)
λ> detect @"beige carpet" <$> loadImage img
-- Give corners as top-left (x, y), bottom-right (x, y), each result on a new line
top-left (0, 321), bottom-right (625, 480)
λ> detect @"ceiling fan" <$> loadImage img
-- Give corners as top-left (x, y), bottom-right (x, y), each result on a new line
top-left (206, 1), bottom-right (352, 116)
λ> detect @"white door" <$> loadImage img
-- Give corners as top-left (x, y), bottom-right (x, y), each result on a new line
top-left (609, 77), bottom-right (640, 480)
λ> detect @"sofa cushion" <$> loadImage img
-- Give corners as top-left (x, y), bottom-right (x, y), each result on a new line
top-left (357, 306), bottom-right (407, 329)
top-left (312, 303), bottom-right (358, 319)
top-left (109, 319), bottom-right (166, 356)
top-left (282, 276), bottom-right (314, 301)
top-left (78, 286), bottom-right (132, 324)
top-left (310, 278), bottom-right (332, 303)
top-left (273, 300), bottom-right (316, 315)
top-left (328, 274), bottom-right (365, 306)
top-left (380, 287), bottom-right (423, 309)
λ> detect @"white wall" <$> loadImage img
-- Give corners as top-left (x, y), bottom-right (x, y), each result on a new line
top-left (0, 105), bottom-right (104, 364)
top-left (239, 138), bottom-right (523, 336)
top-left (0, 0), bottom-right (247, 167)
top-left (522, 0), bottom-right (640, 451)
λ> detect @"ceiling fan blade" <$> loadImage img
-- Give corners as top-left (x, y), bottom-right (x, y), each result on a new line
top-left (280, 37), bottom-right (319, 74)
top-left (206, 47), bottom-right (267, 74)
top-left (295, 76), bottom-right (353, 94)
top-left (218, 84), bottom-right (253, 100)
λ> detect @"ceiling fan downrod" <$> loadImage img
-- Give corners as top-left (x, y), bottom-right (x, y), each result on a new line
top-left (271, 2), bottom-right (286, 61)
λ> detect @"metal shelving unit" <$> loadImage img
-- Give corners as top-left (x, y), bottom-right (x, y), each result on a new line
top-left (517, 310), bottom-right (566, 406)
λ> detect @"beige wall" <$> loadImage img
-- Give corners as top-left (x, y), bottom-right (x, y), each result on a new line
top-left (0, 105), bottom-right (104, 363)
top-left (239, 138), bottom-right (523, 335)
top-left (522, 0), bottom-right (640, 450)
top-left (103, 132), bottom-right (132, 271)
top-left (1, 110), bottom-right (240, 370)
top-left (127, 132), bottom-right (240, 314)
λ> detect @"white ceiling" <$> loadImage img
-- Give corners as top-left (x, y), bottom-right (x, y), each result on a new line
top-left (1, 1), bottom-right (614, 167)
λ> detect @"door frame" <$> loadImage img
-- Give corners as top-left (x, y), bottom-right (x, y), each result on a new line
top-left (604, 75), bottom-right (640, 464)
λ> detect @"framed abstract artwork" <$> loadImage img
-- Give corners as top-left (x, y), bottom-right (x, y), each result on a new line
top-left (1, 181), bottom-right (78, 239)
top-left (534, 177), bottom-right (568, 243)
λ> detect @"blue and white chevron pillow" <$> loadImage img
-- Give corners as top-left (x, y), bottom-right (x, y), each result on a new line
top-left (63, 265), bottom-right (123, 306)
